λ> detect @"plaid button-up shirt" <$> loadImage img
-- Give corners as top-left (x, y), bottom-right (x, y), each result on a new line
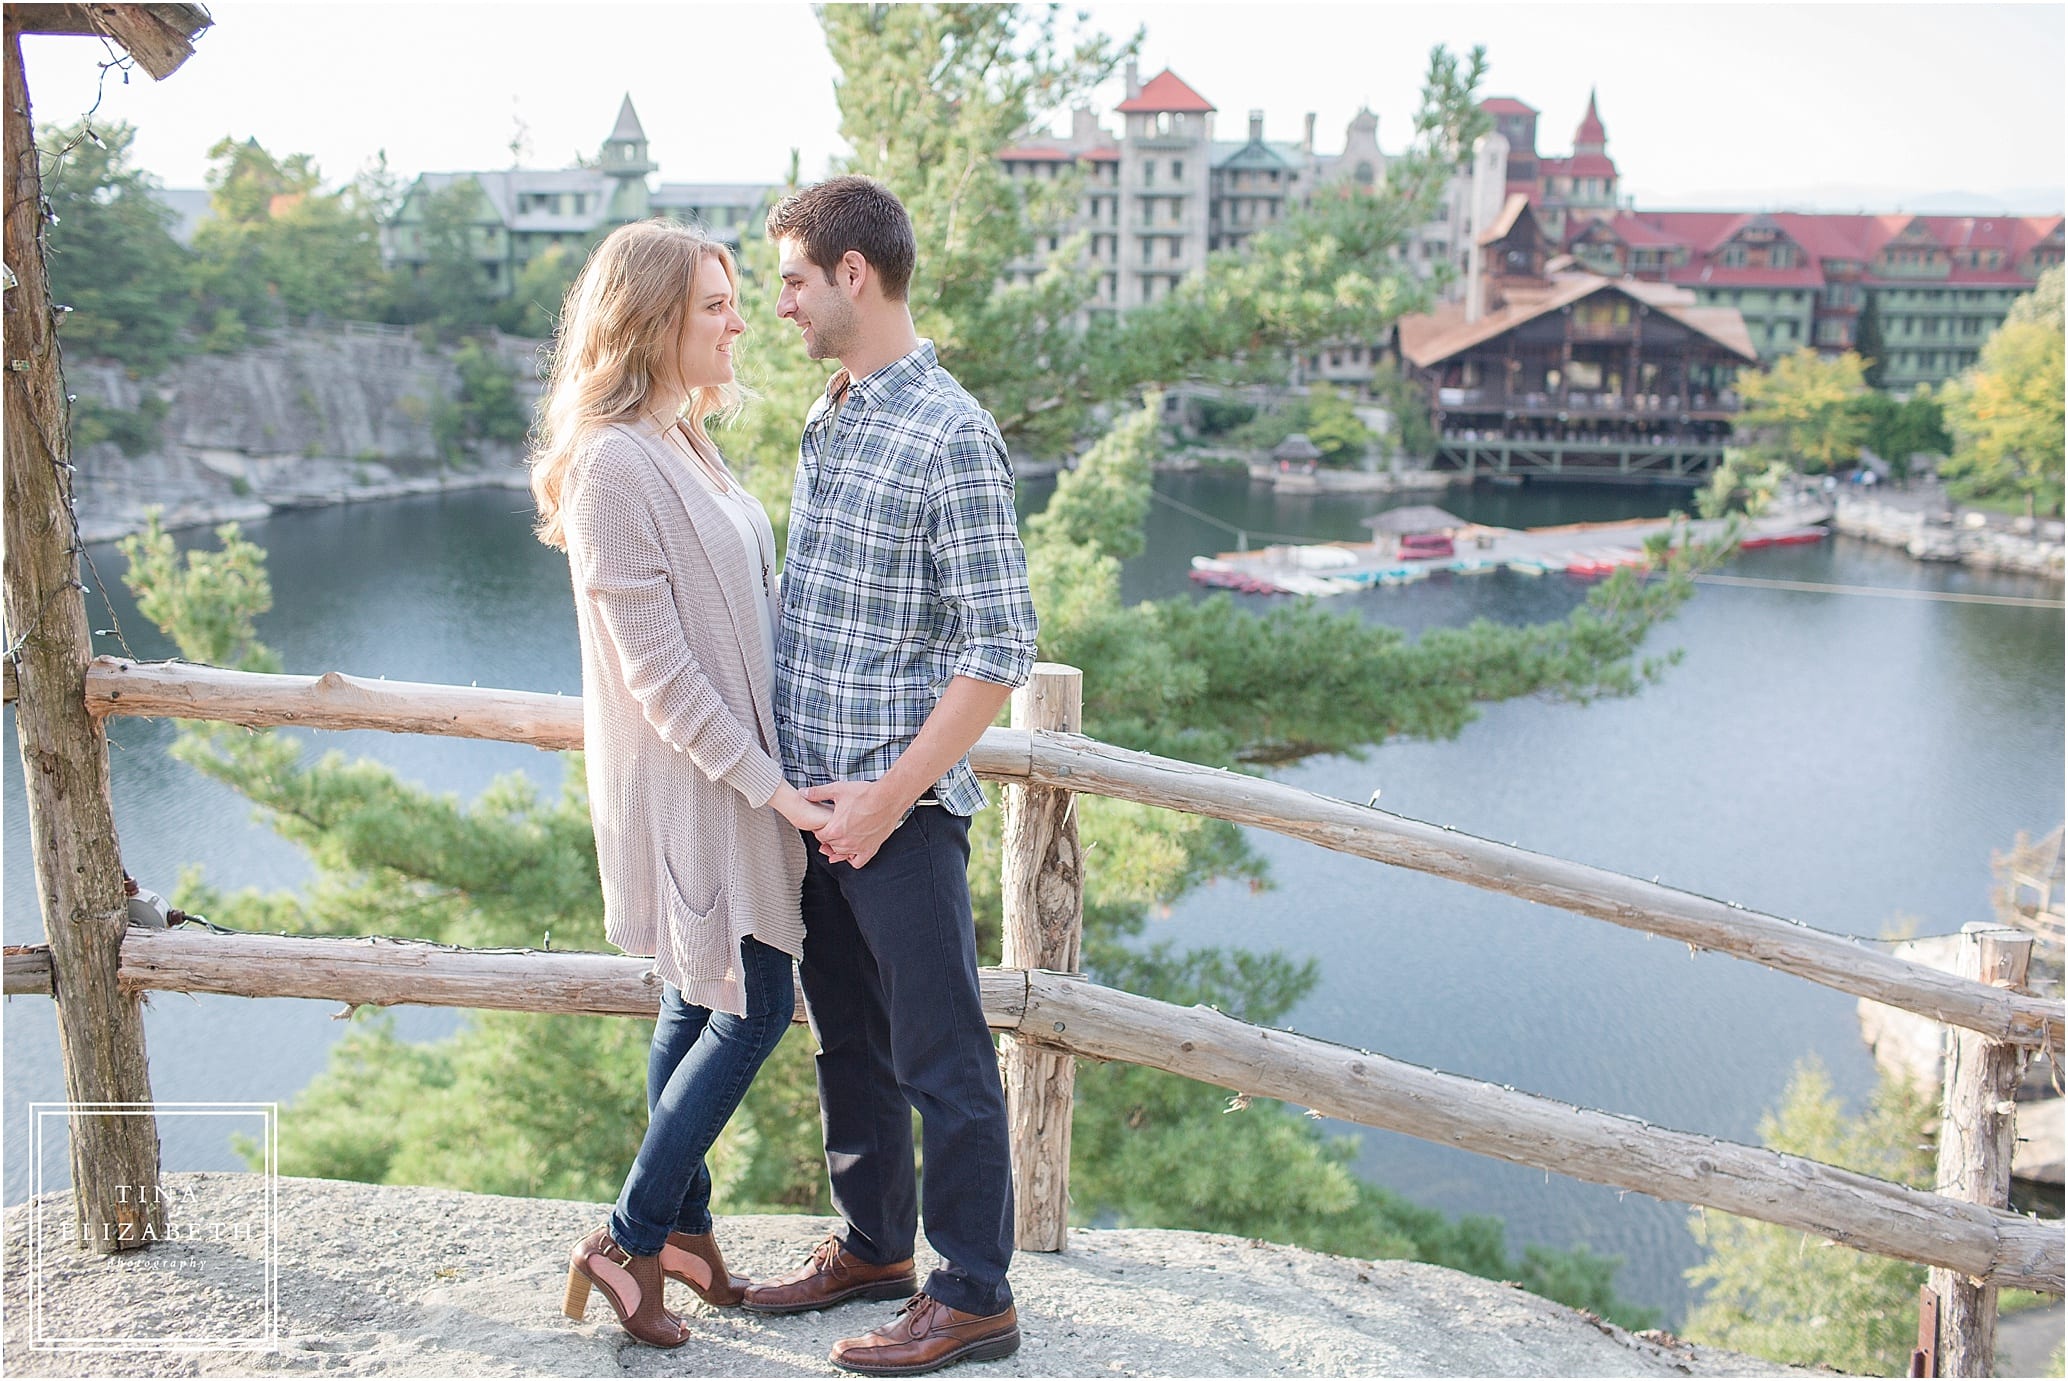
top-left (774, 341), bottom-right (1039, 815)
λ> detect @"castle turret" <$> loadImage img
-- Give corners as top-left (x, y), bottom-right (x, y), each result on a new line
top-left (601, 94), bottom-right (656, 219)
top-left (1573, 88), bottom-right (1607, 157)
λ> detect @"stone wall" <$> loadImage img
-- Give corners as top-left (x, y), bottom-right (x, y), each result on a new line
top-left (66, 325), bottom-right (542, 545)
top-left (1833, 493), bottom-right (2065, 579)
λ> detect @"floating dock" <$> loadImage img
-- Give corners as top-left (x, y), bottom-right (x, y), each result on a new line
top-left (1189, 504), bottom-right (1836, 597)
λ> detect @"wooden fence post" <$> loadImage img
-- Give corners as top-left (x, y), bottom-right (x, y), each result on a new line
top-left (3, 16), bottom-right (163, 1251)
top-left (1928, 923), bottom-right (2033, 1378)
top-left (1000, 663), bottom-right (1084, 1251)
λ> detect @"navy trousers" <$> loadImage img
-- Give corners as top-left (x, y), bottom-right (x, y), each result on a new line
top-left (798, 806), bottom-right (1014, 1318)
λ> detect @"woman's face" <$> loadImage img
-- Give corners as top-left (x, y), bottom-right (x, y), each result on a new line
top-left (674, 254), bottom-right (747, 392)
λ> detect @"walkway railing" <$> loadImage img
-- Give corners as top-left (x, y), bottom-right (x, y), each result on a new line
top-left (6, 657), bottom-right (2061, 1349)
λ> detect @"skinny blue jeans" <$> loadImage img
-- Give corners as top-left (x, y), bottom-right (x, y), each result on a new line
top-left (609, 935), bottom-right (794, 1256)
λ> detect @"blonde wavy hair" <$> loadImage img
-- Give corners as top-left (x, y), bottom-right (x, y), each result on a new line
top-left (531, 220), bottom-right (747, 549)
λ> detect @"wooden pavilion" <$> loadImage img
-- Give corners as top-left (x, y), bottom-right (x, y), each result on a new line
top-left (1395, 198), bottom-right (1761, 484)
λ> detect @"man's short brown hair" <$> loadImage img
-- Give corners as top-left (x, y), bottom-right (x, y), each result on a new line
top-left (764, 175), bottom-right (917, 302)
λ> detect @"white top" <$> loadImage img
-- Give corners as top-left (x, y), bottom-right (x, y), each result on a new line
top-left (702, 474), bottom-right (778, 686)
top-left (662, 433), bottom-right (776, 687)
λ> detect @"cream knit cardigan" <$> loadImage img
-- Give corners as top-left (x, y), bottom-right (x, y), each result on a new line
top-left (561, 420), bottom-right (805, 1016)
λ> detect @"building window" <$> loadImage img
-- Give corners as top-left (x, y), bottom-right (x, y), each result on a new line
top-left (1172, 160), bottom-right (1184, 180)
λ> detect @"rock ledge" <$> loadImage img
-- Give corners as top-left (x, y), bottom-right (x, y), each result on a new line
top-left (3, 1174), bottom-right (1814, 1378)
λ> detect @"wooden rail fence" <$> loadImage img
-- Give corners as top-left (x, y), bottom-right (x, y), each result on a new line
top-left (9, 666), bottom-right (2064, 1370)
top-left (77, 656), bottom-right (2064, 1052)
top-left (0, 923), bottom-right (2056, 1296)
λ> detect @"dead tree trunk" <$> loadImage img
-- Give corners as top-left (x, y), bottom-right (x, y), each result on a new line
top-left (3, 15), bottom-right (162, 1251)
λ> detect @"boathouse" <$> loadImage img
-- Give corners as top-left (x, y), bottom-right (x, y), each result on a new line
top-left (1395, 197), bottom-right (1760, 484)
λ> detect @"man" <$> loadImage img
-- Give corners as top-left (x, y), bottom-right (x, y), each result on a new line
top-left (741, 175), bottom-right (1037, 1377)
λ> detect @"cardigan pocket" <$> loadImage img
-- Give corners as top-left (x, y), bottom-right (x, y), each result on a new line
top-left (661, 848), bottom-right (725, 936)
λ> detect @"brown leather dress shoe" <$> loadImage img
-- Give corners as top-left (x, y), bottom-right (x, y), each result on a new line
top-left (830, 1293), bottom-right (1020, 1375)
top-left (659, 1229), bottom-right (747, 1307)
top-left (562, 1225), bottom-right (691, 1349)
top-left (739, 1232), bottom-right (918, 1315)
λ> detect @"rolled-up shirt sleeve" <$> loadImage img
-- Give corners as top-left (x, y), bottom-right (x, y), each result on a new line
top-left (923, 417), bottom-right (1039, 689)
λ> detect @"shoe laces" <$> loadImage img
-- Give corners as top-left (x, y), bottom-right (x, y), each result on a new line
top-left (810, 1232), bottom-right (845, 1270)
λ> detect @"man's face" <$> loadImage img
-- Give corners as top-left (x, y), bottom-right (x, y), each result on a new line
top-left (775, 237), bottom-right (859, 363)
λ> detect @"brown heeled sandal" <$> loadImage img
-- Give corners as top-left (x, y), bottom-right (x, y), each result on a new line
top-left (563, 1225), bottom-right (691, 1348)
top-left (660, 1229), bottom-right (749, 1307)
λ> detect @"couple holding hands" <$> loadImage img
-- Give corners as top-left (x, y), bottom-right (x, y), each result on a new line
top-left (531, 177), bottom-right (1037, 1375)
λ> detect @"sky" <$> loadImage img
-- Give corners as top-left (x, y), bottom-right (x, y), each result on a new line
top-left (18, 1), bottom-right (2065, 214)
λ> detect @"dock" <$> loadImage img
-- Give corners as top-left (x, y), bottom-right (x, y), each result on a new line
top-left (1189, 502), bottom-right (1837, 597)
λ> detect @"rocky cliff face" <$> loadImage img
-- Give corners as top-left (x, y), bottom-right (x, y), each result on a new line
top-left (66, 325), bottom-right (541, 545)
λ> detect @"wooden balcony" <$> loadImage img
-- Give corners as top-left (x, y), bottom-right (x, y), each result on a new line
top-left (1433, 385), bottom-right (1741, 419)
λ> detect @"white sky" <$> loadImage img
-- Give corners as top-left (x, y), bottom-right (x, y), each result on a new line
top-left (18, 1), bottom-right (2065, 212)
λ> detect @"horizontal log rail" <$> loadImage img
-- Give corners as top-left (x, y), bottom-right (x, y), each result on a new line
top-left (83, 658), bottom-right (2062, 1051)
top-left (4, 929), bottom-right (2058, 1294)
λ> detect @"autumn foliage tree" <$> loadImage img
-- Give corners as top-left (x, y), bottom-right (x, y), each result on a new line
top-left (1731, 349), bottom-right (1872, 474)
top-left (1939, 267), bottom-right (2065, 515)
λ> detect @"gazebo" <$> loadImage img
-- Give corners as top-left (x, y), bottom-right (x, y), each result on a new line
top-left (1272, 433), bottom-right (1323, 469)
top-left (1361, 506), bottom-right (1465, 536)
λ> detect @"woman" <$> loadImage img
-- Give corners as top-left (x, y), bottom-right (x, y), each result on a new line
top-left (531, 220), bottom-right (829, 1350)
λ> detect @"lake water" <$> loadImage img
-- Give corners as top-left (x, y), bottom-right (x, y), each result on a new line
top-left (5, 475), bottom-right (2061, 1321)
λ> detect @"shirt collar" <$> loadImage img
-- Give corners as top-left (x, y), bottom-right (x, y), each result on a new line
top-left (822, 340), bottom-right (937, 413)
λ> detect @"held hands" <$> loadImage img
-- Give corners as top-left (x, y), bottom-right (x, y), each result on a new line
top-left (802, 779), bottom-right (906, 869)
top-left (770, 783), bottom-right (835, 836)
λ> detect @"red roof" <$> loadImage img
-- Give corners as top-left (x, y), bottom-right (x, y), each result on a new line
top-left (1116, 69), bottom-right (1215, 114)
top-left (1612, 210), bottom-right (2064, 270)
top-left (999, 141), bottom-right (1122, 164)
top-left (1574, 89), bottom-right (1606, 145)
top-left (1666, 264), bottom-right (1828, 288)
top-left (1538, 154), bottom-right (1618, 182)
top-left (1607, 218), bottom-right (1682, 248)
top-left (1480, 97), bottom-right (1538, 116)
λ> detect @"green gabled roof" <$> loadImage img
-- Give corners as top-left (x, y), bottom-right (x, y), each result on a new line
top-left (1213, 139), bottom-right (1297, 173)
top-left (610, 94), bottom-right (646, 144)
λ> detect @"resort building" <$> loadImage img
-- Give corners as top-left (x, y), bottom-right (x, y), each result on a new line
top-left (1565, 211), bottom-right (2065, 389)
top-left (1394, 198), bottom-right (1760, 483)
top-left (382, 97), bottom-right (775, 297)
top-left (1480, 91), bottom-right (1621, 247)
top-left (999, 63), bottom-right (1501, 386)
